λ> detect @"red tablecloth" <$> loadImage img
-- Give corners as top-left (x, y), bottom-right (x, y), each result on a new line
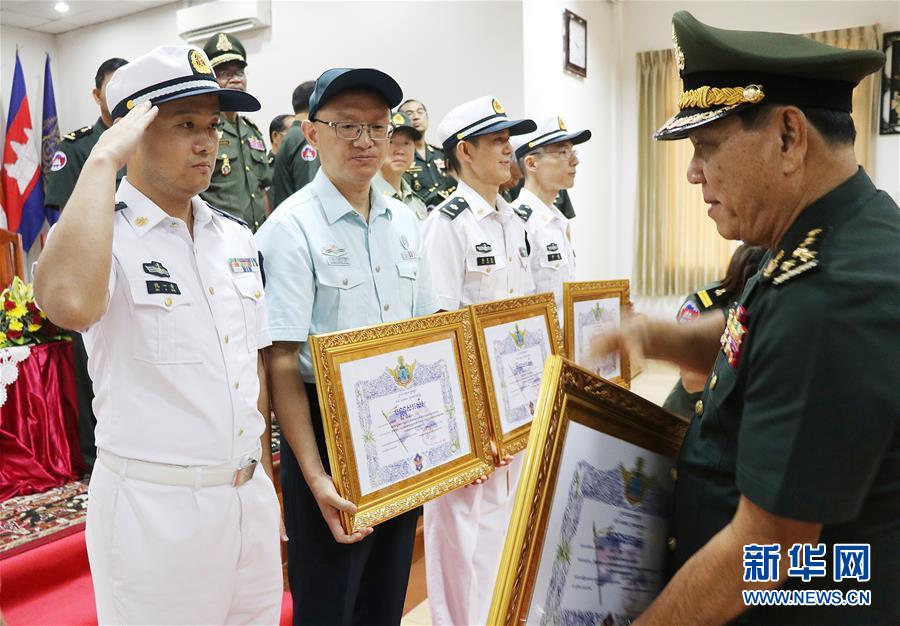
top-left (0, 341), bottom-right (84, 501)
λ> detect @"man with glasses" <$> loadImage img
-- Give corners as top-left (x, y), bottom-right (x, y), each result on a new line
top-left (510, 116), bottom-right (591, 311)
top-left (201, 32), bottom-right (271, 232)
top-left (399, 98), bottom-right (456, 209)
top-left (255, 68), bottom-right (437, 626)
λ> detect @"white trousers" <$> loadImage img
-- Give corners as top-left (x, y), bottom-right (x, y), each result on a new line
top-left (85, 457), bottom-right (282, 625)
top-left (424, 454), bottom-right (523, 626)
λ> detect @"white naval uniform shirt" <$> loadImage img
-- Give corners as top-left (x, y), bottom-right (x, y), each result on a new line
top-left (74, 178), bottom-right (270, 466)
top-left (255, 169), bottom-right (438, 383)
top-left (513, 187), bottom-right (576, 310)
top-left (423, 179), bottom-right (535, 311)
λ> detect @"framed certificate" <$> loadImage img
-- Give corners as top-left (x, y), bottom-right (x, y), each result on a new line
top-left (488, 356), bottom-right (689, 626)
top-left (470, 293), bottom-right (563, 462)
top-left (562, 279), bottom-right (631, 388)
top-left (309, 310), bottom-right (494, 533)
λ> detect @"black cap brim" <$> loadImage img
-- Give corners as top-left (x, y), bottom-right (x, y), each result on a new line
top-left (112, 85), bottom-right (260, 119)
top-left (309, 68), bottom-right (402, 119)
top-left (394, 125), bottom-right (423, 141)
top-left (515, 129), bottom-right (592, 159)
top-left (470, 117), bottom-right (537, 139)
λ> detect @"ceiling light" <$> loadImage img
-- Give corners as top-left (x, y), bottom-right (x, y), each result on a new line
top-left (54, 2), bottom-right (70, 13)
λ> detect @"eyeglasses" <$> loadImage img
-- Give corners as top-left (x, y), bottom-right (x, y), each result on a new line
top-left (215, 68), bottom-right (245, 80)
top-left (311, 119), bottom-right (393, 141)
top-left (537, 147), bottom-right (577, 160)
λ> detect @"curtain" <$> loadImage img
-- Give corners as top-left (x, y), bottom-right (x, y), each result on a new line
top-left (633, 25), bottom-right (882, 297)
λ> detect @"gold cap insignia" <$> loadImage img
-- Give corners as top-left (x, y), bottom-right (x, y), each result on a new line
top-left (126, 99), bottom-right (135, 110)
top-left (392, 113), bottom-right (404, 125)
top-left (491, 98), bottom-right (505, 114)
top-left (558, 116), bottom-right (567, 130)
top-left (190, 49), bottom-right (212, 75)
top-left (216, 33), bottom-right (233, 52)
top-left (672, 26), bottom-right (685, 72)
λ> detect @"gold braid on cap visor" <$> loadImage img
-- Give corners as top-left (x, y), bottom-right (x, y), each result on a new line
top-left (678, 84), bottom-right (765, 110)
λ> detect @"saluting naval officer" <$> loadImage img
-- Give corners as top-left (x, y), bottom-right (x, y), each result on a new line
top-left (509, 115), bottom-right (591, 312)
top-left (399, 98), bottom-right (457, 209)
top-left (255, 68), bottom-right (437, 626)
top-left (200, 32), bottom-right (271, 232)
top-left (596, 12), bottom-right (899, 625)
top-left (421, 95), bottom-right (536, 626)
top-left (33, 46), bottom-right (282, 624)
top-left (372, 110), bottom-right (428, 219)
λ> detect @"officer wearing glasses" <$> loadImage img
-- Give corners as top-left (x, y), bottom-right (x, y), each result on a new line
top-left (255, 68), bottom-right (436, 626)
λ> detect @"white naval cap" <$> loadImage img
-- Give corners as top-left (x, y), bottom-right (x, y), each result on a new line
top-left (509, 116), bottom-right (592, 160)
top-left (436, 96), bottom-right (536, 152)
top-left (106, 45), bottom-right (260, 120)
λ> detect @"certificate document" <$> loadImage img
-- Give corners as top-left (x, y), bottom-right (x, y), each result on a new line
top-left (527, 421), bottom-right (674, 626)
top-left (339, 338), bottom-right (471, 496)
top-left (482, 314), bottom-right (552, 435)
top-left (573, 297), bottom-right (621, 380)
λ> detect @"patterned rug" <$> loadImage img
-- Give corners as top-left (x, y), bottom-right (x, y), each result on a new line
top-left (0, 421), bottom-right (283, 558)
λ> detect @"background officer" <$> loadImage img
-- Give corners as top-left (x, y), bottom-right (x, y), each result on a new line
top-left (201, 32), bottom-right (271, 232)
top-left (421, 95), bottom-right (536, 626)
top-left (268, 113), bottom-right (293, 163)
top-left (398, 98), bottom-right (456, 209)
top-left (597, 12), bottom-right (898, 625)
top-left (44, 56), bottom-right (128, 469)
top-left (270, 80), bottom-right (320, 209)
top-left (510, 115), bottom-right (591, 311)
top-left (372, 110), bottom-right (428, 219)
top-left (34, 45), bottom-right (281, 624)
top-left (256, 67), bottom-right (437, 626)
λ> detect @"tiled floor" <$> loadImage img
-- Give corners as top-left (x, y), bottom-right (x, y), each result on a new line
top-left (399, 360), bottom-right (680, 626)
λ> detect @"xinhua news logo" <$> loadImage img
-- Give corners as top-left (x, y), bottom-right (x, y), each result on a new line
top-left (741, 543), bottom-right (872, 607)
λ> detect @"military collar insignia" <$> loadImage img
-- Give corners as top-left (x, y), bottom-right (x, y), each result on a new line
top-left (115, 201), bottom-right (128, 212)
top-left (762, 228), bottom-right (825, 286)
top-left (439, 196), bottom-right (470, 220)
top-left (514, 204), bottom-right (533, 222)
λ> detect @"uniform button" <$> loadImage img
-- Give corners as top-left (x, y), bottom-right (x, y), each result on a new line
top-left (254, 290), bottom-right (261, 298)
top-left (709, 373), bottom-right (718, 390)
top-left (251, 193), bottom-right (256, 199)
top-left (670, 467), bottom-right (678, 481)
top-left (208, 286), bottom-right (215, 295)
top-left (224, 335), bottom-right (230, 344)
top-left (234, 381), bottom-right (240, 390)
top-left (245, 165), bottom-right (250, 172)
top-left (383, 303), bottom-right (390, 311)
top-left (486, 268), bottom-right (492, 274)
top-left (342, 278), bottom-right (348, 286)
top-left (164, 297), bottom-right (173, 307)
top-left (668, 536), bottom-right (677, 551)
top-left (508, 289), bottom-right (513, 294)
top-left (508, 257), bottom-right (512, 262)
top-left (375, 265), bottom-right (381, 272)
top-left (238, 428), bottom-right (245, 436)
top-left (694, 400), bottom-right (704, 417)
top-left (170, 222), bottom-right (178, 229)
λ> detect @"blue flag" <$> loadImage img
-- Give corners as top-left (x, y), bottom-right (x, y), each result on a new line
top-left (42, 53), bottom-right (60, 226)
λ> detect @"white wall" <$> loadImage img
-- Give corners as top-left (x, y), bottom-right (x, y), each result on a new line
top-left (52, 1), bottom-right (524, 147)
top-left (616, 0), bottom-right (900, 285)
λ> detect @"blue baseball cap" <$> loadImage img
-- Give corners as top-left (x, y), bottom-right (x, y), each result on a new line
top-left (308, 68), bottom-right (403, 119)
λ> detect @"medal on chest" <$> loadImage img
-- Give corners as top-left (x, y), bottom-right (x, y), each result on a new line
top-left (720, 305), bottom-right (749, 368)
top-left (220, 154), bottom-right (232, 176)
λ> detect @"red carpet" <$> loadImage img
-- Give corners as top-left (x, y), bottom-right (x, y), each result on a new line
top-left (0, 529), bottom-right (293, 625)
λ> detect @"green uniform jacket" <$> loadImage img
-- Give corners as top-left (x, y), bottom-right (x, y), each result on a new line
top-left (45, 118), bottom-right (125, 209)
top-left (270, 120), bottom-right (320, 210)
top-left (201, 115), bottom-right (271, 232)
top-left (670, 169), bottom-right (900, 624)
top-left (402, 143), bottom-right (456, 209)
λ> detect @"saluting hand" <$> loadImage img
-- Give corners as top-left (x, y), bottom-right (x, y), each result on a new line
top-left (90, 100), bottom-right (158, 171)
top-left (309, 473), bottom-right (373, 544)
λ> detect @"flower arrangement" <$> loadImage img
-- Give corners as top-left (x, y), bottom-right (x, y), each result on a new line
top-left (0, 277), bottom-right (67, 347)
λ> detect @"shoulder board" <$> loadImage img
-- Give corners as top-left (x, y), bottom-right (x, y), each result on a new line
top-left (241, 116), bottom-right (260, 131)
top-left (763, 227), bottom-right (826, 286)
top-left (439, 196), bottom-right (470, 220)
top-left (514, 204), bottom-right (533, 222)
top-left (115, 201), bottom-right (128, 212)
top-left (427, 143), bottom-right (444, 153)
top-left (63, 125), bottom-right (93, 142)
top-left (207, 202), bottom-right (250, 229)
top-left (693, 283), bottom-right (729, 311)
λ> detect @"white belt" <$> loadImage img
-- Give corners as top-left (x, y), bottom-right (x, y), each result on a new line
top-left (98, 449), bottom-right (259, 488)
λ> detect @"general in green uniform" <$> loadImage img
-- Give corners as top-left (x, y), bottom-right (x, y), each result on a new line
top-left (270, 81), bottom-right (320, 210)
top-left (399, 98), bottom-right (456, 208)
top-left (610, 12), bottom-right (899, 626)
top-left (200, 32), bottom-right (271, 232)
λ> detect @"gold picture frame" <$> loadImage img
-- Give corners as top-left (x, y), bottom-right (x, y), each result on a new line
top-left (309, 310), bottom-right (495, 533)
top-left (470, 293), bottom-right (564, 462)
top-left (488, 356), bottom-right (689, 625)
top-left (562, 279), bottom-right (631, 388)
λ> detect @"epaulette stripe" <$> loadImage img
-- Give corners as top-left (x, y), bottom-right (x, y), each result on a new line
top-left (114, 201), bottom-right (128, 212)
top-left (697, 290), bottom-right (713, 308)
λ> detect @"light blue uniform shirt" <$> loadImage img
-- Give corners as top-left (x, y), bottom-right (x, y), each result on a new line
top-left (255, 169), bottom-right (437, 382)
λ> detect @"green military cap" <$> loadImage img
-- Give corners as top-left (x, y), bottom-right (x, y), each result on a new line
top-left (390, 110), bottom-right (423, 140)
top-left (203, 32), bottom-right (247, 69)
top-left (655, 11), bottom-right (885, 140)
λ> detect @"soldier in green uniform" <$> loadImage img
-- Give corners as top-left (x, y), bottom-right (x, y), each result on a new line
top-left (597, 13), bottom-right (898, 625)
top-left (44, 57), bottom-right (128, 469)
top-left (270, 80), bottom-right (320, 209)
top-left (398, 98), bottom-right (456, 208)
top-left (267, 113), bottom-right (292, 166)
top-left (372, 111), bottom-right (428, 219)
top-left (45, 58), bottom-right (129, 212)
top-left (200, 32), bottom-right (271, 232)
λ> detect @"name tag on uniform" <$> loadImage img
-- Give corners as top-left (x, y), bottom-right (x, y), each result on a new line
top-left (229, 257), bottom-right (259, 273)
top-left (400, 250), bottom-right (417, 260)
top-left (326, 256), bottom-right (350, 266)
top-left (547, 253), bottom-right (563, 262)
top-left (476, 256), bottom-right (496, 267)
top-left (146, 280), bottom-right (180, 295)
top-left (248, 137), bottom-right (265, 151)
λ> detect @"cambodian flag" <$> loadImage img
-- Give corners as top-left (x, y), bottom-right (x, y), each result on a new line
top-left (2, 52), bottom-right (45, 251)
top-left (42, 53), bottom-right (61, 226)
